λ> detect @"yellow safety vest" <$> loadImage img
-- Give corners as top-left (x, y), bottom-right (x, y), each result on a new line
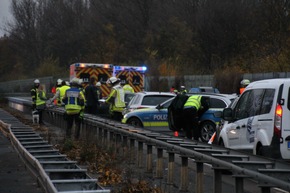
top-left (63, 87), bottom-right (83, 114)
top-left (59, 85), bottom-right (70, 105)
top-left (123, 84), bottom-right (134, 93)
top-left (184, 95), bottom-right (201, 110)
top-left (106, 85), bottom-right (125, 113)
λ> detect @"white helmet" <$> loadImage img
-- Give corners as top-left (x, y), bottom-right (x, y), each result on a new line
top-left (34, 79), bottom-right (40, 84)
top-left (180, 85), bottom-right (185, 89)
top-left (241, 79), bottom-right (250, 86)
top-left (57, 79), bottom-right (62, 85)
top-left (96, 82), bottom-right (101, 87)
top-left (78, 79), bottom-right (83, 85)
top-left (107, 77), bottom-right (118, 84)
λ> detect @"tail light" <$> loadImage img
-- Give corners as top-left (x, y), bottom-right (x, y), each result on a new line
top-left (174, 131), bottom-right (179, 137)
top-left (274, 104), bottom-right (282, 138)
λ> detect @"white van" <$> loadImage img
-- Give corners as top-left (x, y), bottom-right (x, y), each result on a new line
top-left (218, 78), bottom-right (290, 159)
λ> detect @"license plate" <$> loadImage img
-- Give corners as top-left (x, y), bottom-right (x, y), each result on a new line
top-left (288, 141), bottom-right (290, 149)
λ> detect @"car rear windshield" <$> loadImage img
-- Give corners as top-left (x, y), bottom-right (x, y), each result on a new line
top-left (141, 95), bottom-right (174, 105)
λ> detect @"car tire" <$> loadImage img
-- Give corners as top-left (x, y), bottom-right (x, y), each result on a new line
top-left (200, 121), bottom-right (216, 142)
top-left (127, 117), bottom-right (143, 128)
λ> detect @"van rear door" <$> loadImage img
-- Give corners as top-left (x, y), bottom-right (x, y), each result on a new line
top-left (280, 82), bottom-right (290, 159)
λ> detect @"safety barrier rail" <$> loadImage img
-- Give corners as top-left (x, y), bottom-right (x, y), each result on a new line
top-left (6, 97), bottom-right (290, 193)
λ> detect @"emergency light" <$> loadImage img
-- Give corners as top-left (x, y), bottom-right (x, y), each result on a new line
top-left (114, 66), bottom-right (147, 72)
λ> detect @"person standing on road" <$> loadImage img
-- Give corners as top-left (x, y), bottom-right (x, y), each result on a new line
top-left (180, 86), bottom-right (188, 95)
top-left (62, 78), bottom-right (85, 140)
top-left (106, 77), bottom-right (125, 121)
top-left (48, 79), bottom-right (62, 106)
top-left (183, 95), bottom-right (209, 140)
top-left (96, 81), bottom-right (103, 99)
top-left (31, 79), bottom-right (47, 124)
top-left (85, 77), bottom-right (100, 115)
top-left (239, 79), bottom-right (250, 94)
top-left (122, 80), bottom-right (134, 93)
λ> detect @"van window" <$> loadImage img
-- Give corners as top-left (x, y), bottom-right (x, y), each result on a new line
top-left (234, 89), bottom-right (264, 120)
top-left (260, 89), bottom-right (275, 114)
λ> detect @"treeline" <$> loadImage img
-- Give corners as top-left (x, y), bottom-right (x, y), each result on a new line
top-left (0, 0), bottom-right (289, 88)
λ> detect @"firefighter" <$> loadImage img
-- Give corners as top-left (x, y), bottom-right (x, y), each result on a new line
top-left (180, 86), bottom-right (188, 95)
top-left (62, 78), bottom-right (85, 140)
top-left (96, 81), bottom-right (103, 99)
top-left (106, 77), bottom-right (125, 121)
top-left (31, 79), bottom-right (47, 124)
top-left (48, 79), bottom-right (62, 106)
top-left (240, 79), bottom-right (250, 94)
top-left (183, 95), bottom-right (209, 140)
top-left (122, 80), bottom-right (134, 93)
top-left (58, 80), bottom-right (70, 106)
top-left (85, 77), bottom-right (100, 115)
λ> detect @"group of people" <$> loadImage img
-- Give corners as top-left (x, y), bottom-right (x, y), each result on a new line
top-left (31, 77), bottom-right (135, 140)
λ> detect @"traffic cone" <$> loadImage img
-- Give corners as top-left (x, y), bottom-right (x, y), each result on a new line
top-left (174, 131), bottom-right (179, 137)
top-left (208, 132), bottom-right (216, 144)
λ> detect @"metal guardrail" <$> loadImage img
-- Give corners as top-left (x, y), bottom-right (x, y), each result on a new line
top-left (5, 97), bottom-right (290, 193)
top-left (0, 109), bottom-right (110, 193)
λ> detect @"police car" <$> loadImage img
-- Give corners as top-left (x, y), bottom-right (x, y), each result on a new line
top-left (122, 93), bottom-right (237, 141)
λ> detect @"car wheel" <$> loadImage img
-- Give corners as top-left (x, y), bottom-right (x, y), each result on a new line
top-left (200, 121), bottom-right (216, 142)
top-left (127, 117), bottom-right (143, 128)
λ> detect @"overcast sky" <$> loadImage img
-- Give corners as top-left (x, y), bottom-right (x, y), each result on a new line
top-left (0, 0), bottom-right (12, 37)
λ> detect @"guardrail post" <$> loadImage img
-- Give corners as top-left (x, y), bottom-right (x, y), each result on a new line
top-left (129, 138), bottom-right (136, 164)
top-left (156, 147), bottom-right (163, 179)
top-left (180, 156), bottom-right (189, 192)
top-left (109, 131), bottom-right (114, 150)
top-left (137, 141), bottom-right (143, 168)
top-left (146, 144), bottom-right (153, 173)
top-left (214, 168), bottom-right (222, 193)
top-left (196, 162), bottom-right (204, 193)
top-left (167, 151), bottom-right (175, 185)
top-left (235, 176), bottom-right (244, 193)
top-left (122, 135), bottom-right (128, 156)
top-left (103, 129), bottom-right (108, 147)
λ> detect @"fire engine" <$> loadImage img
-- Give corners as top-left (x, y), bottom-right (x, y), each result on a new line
top-left (70, 63), bottom-right (114, 97)
top-left (113, 65), bottom-right (147, 92)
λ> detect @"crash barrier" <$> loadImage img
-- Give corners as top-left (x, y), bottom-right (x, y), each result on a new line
top-left (7, 97), bottom-right (290, 193)
top-left (0, 109), bottom-right (110, 193)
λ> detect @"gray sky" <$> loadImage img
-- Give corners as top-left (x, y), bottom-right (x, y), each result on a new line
top-left (0, 0), bottom-right (12, 37)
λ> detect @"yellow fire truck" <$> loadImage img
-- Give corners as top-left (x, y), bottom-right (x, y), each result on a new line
top-left (113, 65), bottom-right (147, 92)
top-left (70, 63), bottom-right (114, 97)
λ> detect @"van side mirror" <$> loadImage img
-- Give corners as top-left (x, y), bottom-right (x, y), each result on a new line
top-left (223, 108), bottom-right (233, 121)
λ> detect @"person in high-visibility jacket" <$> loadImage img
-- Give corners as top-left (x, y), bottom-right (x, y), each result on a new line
top-left (58, 80), bottom-right (70, 106)
top-left (122, 80), bottom-right (134, 93)
top-left (62, 78), bottom-right (85, 140)
top-left (183, 95), bottom-right (209, 140)
top-left (31, 79), bottom-right (47, 124)
top-left (239, 79), bottom-right (250, 94)
top-left (106, 77), bottom-right (126, 121)
top-left (48, 79), bottom-right (63, 106)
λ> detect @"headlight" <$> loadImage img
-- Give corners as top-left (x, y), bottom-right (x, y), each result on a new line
top-left (123, 114), bottom-right (128, 119)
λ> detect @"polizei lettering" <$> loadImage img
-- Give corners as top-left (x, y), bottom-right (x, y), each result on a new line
top-left (153, 114), bottom-right (167, 121)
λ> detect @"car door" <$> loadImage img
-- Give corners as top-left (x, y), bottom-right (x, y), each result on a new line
top-left (148, 99), bottom-right (173, 131)
top-left (227, 91), bottom-right (257, 149)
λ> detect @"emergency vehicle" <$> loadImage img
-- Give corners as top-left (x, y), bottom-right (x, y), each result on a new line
top-left (113, 65), bottom-right (147, 92)
top-left (70, 63), bottom-right (114, 97)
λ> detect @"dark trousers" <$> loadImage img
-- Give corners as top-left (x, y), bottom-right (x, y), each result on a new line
top-left (66, 113), bottom-right (81, 139)
top-left (86, 105), bottom-right (99, 115)
top-left (36, 109), bottom-right (44, 124)
top-left (183, 107), bottom-right (200, 140)
top-left (111, 111), bottom-right (123, 122)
